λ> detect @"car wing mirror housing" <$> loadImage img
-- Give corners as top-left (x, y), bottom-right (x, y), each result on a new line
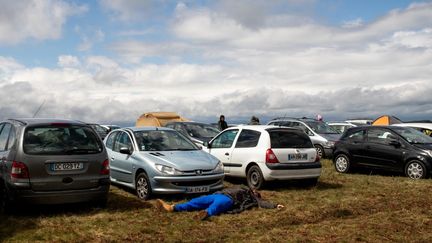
top-left (389, 140), bottom-right (401, 147)
top-left (120, 147), bottom-right (132, 155)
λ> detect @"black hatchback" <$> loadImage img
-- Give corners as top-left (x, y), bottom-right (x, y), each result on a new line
top-left (333, 126), bottom-right (432, 179)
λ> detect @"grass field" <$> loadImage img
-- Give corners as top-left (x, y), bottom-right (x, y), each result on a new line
top-left (1, 159), bottom-right (432, 242)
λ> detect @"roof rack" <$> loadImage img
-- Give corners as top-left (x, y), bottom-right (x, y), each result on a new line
top-left (7, 118), bottom-right (27, 125)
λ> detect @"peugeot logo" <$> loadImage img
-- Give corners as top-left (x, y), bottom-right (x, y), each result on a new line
top-left (295, 149), bottom-right (300, 153)
top-left (195, 170), bottom-right (203, 175)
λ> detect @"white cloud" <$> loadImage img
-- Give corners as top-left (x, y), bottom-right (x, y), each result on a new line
top-left (76, 28), bottom-right (105, 52)
top-left (342, 18), bottom-right (364, 28)
top-left (58, 55), bottom-right (81, 68)
top-left (0, 0), bottom-right (87, 45)
top-left (99, 0), bottom-right (168, 21)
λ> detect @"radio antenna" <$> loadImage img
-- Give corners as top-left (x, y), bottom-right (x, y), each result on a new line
top-left (33, 99), bottom-right (46, 118)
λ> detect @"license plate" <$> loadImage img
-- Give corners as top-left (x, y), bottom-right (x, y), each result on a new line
top-left (288, 153), bottom-right (308, 160)
top-left (186, 186), bottom-right (210, 193)
top-left (51, 162), bottom-right (83, 171)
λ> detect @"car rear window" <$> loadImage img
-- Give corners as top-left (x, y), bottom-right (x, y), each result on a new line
top-left (268, 130), bottom-right (313, 148)
top-left (23, 124), bottom-right (103, 155)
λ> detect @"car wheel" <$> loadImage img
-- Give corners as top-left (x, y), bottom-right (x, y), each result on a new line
top-left (136, 172), bottom-right (152, 200)
top-left (247, 165), bottom-right (265, 189)
top-left (405, 160), bottom-right (428, 179)
top-left (314, 145), bottom-right (324, 158)
top-left (334, 154), bottom-right (350, 173)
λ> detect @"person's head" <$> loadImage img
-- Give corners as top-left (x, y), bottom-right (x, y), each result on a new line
top-left (219, 115), bottom-right (225, 121)
top-left (251, 189), bottom-right (262, 198)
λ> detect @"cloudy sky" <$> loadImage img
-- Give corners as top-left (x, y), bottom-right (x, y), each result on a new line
top-left (1, 0), bottom-right (432, 125)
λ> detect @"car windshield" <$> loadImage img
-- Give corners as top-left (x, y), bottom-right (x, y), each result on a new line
top-left (392, 127), bottom-right (432, 144)
top-left (305, 121), bottom-right (340, 134)
top-left (184, 123), bottom-right (220, 139)
top-left (23, 124), bottom-right (103, 155)
top-left (134, 130), bottom-right (199, 151)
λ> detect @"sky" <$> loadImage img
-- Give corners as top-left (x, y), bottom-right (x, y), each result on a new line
top-left (1, 0), bottom-right (432, 125)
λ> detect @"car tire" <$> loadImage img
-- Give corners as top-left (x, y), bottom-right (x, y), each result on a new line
top-left (136, 172), bottom-right (152, 200)
top-left (314, 145), bottom-right (325, 158)
top-left (247, 165), bottom-right (265, 189)
top-left (334, 154), bottom-right (351, 173)
top-left (405, 160), bottom-right (428, 180)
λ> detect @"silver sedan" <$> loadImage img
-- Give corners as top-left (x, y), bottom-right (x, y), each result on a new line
top-left (104, 127), bottom-right (224, 200)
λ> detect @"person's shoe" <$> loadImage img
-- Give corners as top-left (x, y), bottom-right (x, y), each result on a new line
top-left (196, 210), bottom-right (209, 220)
top-left (155, 199), bottom-right (174, 212)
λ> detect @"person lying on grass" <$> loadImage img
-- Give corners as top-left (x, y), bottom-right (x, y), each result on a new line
top-left (156, 186), bottom-right (284, 220)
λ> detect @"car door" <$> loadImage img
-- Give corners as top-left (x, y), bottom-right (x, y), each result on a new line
top-left (207, 129), bottom-right (239, 174)
top-left (342, 129), bottom-right (366, 163)
top-left (362, 128), bottom-right (404, 169)
top-left (110, 131), bottom-right (135, 183)
top-left (0, 123), bottom-right (10, 179)
top-left (229, 129), bottom-right (261, 176)
top-left (105, 131), bottom-right (120, 179)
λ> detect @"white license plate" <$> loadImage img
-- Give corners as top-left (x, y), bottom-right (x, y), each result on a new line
top-left (186, 186), bottom-right (210, 193)
top-left (288, 154), bottom-right (308, 160)
top-left (51, 162), bottom-right (83, 171)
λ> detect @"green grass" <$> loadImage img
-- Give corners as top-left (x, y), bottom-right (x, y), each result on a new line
top-left (1, 159), bottom-right (432, 242)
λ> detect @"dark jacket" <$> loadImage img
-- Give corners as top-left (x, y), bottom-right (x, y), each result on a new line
top-left (216, 187), bottom-right (277, 214)
top-left (218, 120), bottom-right (228, 130)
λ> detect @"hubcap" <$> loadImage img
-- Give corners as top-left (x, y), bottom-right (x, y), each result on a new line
top-left (136, 177), bottom-right (148, 198)
top-left (335, 156), bottom-right (348, 172)
top-left (407, 162), bottom-right (423, 179)
top-left (316, 147), bottom-right (323, 158)
top-left (250, 170), bottom-right (260, 186)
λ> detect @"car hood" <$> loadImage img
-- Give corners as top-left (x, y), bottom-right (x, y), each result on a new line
top-left (140, 150), bottom-right (218, 171)
top-left (318, 133), bottom-right (342, 141)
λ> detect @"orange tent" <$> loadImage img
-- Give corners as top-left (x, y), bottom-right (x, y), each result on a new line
top-left (372, 115), bottom-right (403, 126)
top-left (136, 112), bottom-right (189, 127)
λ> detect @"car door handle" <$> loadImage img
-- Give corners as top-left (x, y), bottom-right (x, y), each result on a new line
top-left (111, 157), bottom-right (115, 161)
top-left (224, 152), bottom-right (229, 156)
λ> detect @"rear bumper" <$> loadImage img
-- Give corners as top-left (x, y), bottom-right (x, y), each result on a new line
top-left (8, 179), bottom-right (110, 205)
top-left (262, 162), bottom-right (321, 181)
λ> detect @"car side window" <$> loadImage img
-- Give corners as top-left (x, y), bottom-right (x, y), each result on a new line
top-left (113, 132), bottom-right (133, 152)
top-left (235, 129), bottom-right (261, 148)
top-left (345, 129), bottom-right (366, 141)
top-left (367, 129), bottom-right (396, 145)
top-left (0, 124), bottom-right (12, 151)
top-left (211, 129), bottom-right (239, 149)
top-left (105, 131), bottom-right (119, 150)
top-left (6, 126), bottom-right (16, 150)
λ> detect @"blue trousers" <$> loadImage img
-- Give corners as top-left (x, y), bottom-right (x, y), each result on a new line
top-left (174, 194), bottom-right (233, 217)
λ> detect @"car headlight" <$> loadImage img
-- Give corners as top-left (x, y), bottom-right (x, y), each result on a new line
top-left (155, 164), bottom-right (183, 175)
top-left (426, 150), bottom-right (432, 158)
top-left (213, 161), bottom-right (224, 173)
top-left (325, 141), bottom-right (335, 148)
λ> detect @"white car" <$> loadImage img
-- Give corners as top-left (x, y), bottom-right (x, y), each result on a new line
top-left (392, 123), bottom-right (432, 137)
top-left (203, 125), bottom-right (321, 189)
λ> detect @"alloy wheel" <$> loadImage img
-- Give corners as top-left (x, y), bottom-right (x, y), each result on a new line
top-left (407, 162), bottom-right (424, 179)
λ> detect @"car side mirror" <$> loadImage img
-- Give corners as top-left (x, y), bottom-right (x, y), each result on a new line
top-left (389, 140), bottom-right (401, 147)
top-left (119, 147), bottom-right (132, 155)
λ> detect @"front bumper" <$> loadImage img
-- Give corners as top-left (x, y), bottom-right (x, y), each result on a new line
top-left (151, 173), bottom-right (225, 194)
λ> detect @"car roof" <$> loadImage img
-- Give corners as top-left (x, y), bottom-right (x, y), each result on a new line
top-left (122, 126), bottom-right (175, 132)
top-left (226, 125), bottom-right (301, 132)
top-left (393, 123), bottom-right (432, 129)
top-left (6, 118), bottom-right (86, 126)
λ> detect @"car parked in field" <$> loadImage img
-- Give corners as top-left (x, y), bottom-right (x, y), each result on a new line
top-left (104, 127), bottom-right (224, 200)
top-left (165, 121), bottom-right (220, 146)
top-left (0, 118), bottom-right (110, 212)
top-left (393, 123), bottom-right (432, 137)
top-left (333, 126), bottom-right (432, 179)
top-left (328, 122), bottom-right (357, 134)
top-left (87, 123), bottom-right (109, 141)
top-left (203, 125), bottom-right (321, 189)
top-left (267, 117), bottom-right (341, 158)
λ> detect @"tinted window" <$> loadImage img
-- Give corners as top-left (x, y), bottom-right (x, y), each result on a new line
top-left (211, 129), bottom-right (239, 149)
top-left (367, 129), bottom-right (397, 145)
top-left (304, 121), bottom-right (339, 134)
top-left (134, 130), bottom-right (198, 151)
top-left (105, 131), bottom-right (119, 150)
top-left (269, 130), bottom-right (313, 148)
top-left (183, 123), bottom-right (220, 139)
top-left (0, 124), bottom-right (11, 151)
top-left (344, 129), bottom-right (366, 141)
top-left (392, 127), bottom-right (432, 144)
top-left (235, 130), bottom-right (261, 148)
top-left (23, 124), bottom-right (103, 155)
top-left (113, 132), bottom-right (133, 152)
top-left (7, 126), bottom-right (16, 150)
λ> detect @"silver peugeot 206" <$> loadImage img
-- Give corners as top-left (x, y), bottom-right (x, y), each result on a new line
top-left (104, 127), bottom-right (224, 200)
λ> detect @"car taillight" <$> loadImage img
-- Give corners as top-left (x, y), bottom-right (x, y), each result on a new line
top-left (11, 161), bottom-right (30, 179)
top-left (100, 159), bottom-right (110, 175)
top-left (266, 149), bottom-right (279, 163)
top-left (315, 154), bottom-right (321, 162)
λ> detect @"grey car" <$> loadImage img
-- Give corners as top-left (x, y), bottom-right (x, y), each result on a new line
top-left (0, 118), bottom-right (110, 212)
top-left (104, 127), bottom-right (224, 200)
top-left (165, 121), bottom-right (220, 146)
